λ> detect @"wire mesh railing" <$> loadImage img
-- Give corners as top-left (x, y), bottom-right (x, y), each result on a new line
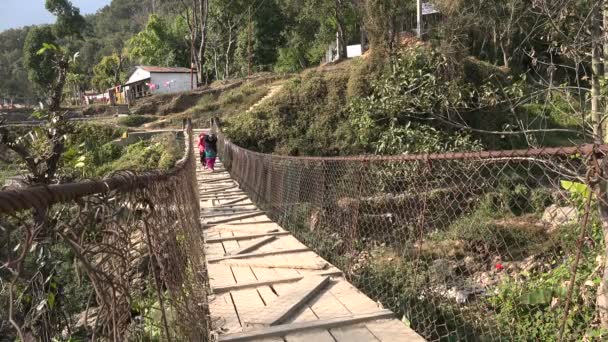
top-left (213, 118), bottom-right (608, 341)
top-left (0, 120), bottom-right (210, 341)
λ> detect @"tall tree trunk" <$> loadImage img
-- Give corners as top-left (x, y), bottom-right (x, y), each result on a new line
top-left (190, 0), bottom-right (200, 85)
top-left (197, 0), bottom-right (209, 84)
top-left (591, 5), bottom-right (602, 142)
top-left (225, 25), bottom-right (234, 79)
top-left (360, 24), bottom-right (368, 52)
top-left (335, 0), bottom-right (347, 59)
top-left (213, 49), bottom-right (219, 81)
top-left (49, 59), bottom-right (68, 112)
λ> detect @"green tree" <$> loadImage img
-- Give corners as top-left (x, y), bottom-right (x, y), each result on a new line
top-left (235, 0), bottom-right (285, 74)
top-left (274, 0), bottom-right (331, 72)
top-left (273, 0), bottom-right (361, 72)
top-left (22, 0), bottom-right (86, 111)
top-left (91, 53), bottom-right (128, 91)
top-left (127, 14), bottom-right (189, 67)
top-left (23, 26), bottom-right (59, 98)
top-left (45, 0), bottom-right (87, 37)
top-left (0, 27), bottom-right (35, 102)
top-left (362, 0), bottom-right (410, 55)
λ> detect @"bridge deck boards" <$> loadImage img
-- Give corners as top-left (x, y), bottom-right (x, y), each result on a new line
top-left (198, 161), bottom-right (425, 342)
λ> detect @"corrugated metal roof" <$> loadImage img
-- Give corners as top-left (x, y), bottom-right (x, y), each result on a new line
top-left (138, 66), bottom-right (192, 73)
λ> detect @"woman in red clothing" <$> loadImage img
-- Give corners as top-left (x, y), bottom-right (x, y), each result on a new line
top-left (198, 133), bottom-right (206, 168)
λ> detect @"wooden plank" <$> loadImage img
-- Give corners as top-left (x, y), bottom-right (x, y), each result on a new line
top-left (200, 193), bottom-right (247, 200)
top-left (255, 288), bottom-right (291, 342)
top-left (204, 226), bottom-right (283, 240)
top-left (250, 267), bottom-right (280, 281)
top-left (208, 247), bottom-right (311, 263)
top-left (204, 207), bottom-right (259, 214)
top-left (255, 235), bottom-right (305, 254)
top-left (231, 265), bottom-right (257, 282)
top-left (218, 310), bottom-right (395, 342)
top-left (201, 190), bottom-right (243, 194)
top-left (209, 293), bottom-right (241, 334)
top-left (200, 183), bottom-right (237, 190)
top-left (230, 291), bottom-right (267, 331)
top-left (308, 284), bottom-right (351, 320)
top-left (330, 324), bottom-right (379, 342)
top-left (285, 328), bottom-right (335, 342)
top-left (201, 194), bottom-right (248, 200)
top-left (208, 263), bottom-right (236, 288)
top-left (218, 220), bottom-right (275, 226)
top-left (205, 242), bottom-right (226, 258)
top-left (206, 212), bottom-right (267, 225)
top-left (212, 270), bottom-right (343, 294)
top-left (221, 232), bottom-right (240, 256)
top-left (365, 319), bottom-right (426, 342)
top-left (226, 236), bottom-right (277, 255)
top-left (202, 210), bottom-right (262, 219)
top-left (219, 255), bottom-right (328, 270)
top-left (199, 177), bottom-right (232, 184)
top-left (206, 231), bottom-right (288, 243)
top-left (200, 182), bottom-right (235, 188)
top-left (200, 189), bottom-right (243, 195)
top-left (202, 195), bottom-right (249, 202)
top-left (246, 276), bottom-right (331, 327)
top-left (229, 268), bottom-right (284, 341)
top-left (213, 202), bottom-right (257, 209)
top-left (272, 280), bottom-right (336, 342)
top-left (219, 196), bottom-right (250, 206)
top-left (328, 280), bottom-right (380, 314)
top-left (206, 223), bottom-right (280, 231)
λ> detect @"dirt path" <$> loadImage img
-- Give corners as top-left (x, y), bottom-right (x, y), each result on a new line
top-left (246, 83), bottom-right (284, 113)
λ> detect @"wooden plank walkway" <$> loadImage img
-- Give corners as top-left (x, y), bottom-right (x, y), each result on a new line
top-left (198, 159), bottom-right (426, 342)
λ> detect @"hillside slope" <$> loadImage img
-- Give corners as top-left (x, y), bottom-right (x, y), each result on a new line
top-left (118, 73), bottom-right (289, 130)
top-left (222, 46), bottom-right (584, 156)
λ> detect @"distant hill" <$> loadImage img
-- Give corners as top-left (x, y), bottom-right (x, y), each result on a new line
top-left (0, 0), bottom-right (166, 102)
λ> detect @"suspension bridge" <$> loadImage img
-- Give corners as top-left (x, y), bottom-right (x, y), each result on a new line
top-left (2, 121), bottom-right (604, 341)
top-left (197, 156), bottom-right (426, 341)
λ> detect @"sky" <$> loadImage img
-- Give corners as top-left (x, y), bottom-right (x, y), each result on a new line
top-left (0, 0), bottom-right (112, 32)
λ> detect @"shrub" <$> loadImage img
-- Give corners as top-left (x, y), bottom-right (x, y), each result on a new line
top-left (100, 132), bottom-right (181, 174)
top-left (346, 58), bottom-right (380, 99)
top-left (462, 56), bottom-right (509, 86)
top-left (119, 115), bottom-right (157, 127)
top-left (488, 236), bottom-right (603, 341)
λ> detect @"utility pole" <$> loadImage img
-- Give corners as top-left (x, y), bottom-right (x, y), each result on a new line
top-left (247, 6), bottom-right (252, 76)
top-left (416, 0), bottom-right (422, 39)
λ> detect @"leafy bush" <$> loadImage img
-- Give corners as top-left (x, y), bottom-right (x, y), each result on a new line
top-left (227, 45), bottom-right (518, 156)
top-left (375, 122), bottom-right (481, 155)
top-left (346, 58), bottom-right (381, 98)
top-left (436, 206), bottom-right (547, 258)
top-left (353, 253), bottom-right (483, 341)
top-left (488, 226), bottom-right (604, 340)
top-left (61, 123), bottom-right (126, 178)
top-left (119, 115), bottom-right (157, 127)
top-left (219, 84), bottom-right (257, 106)
top-left (97, 132), bottom-right (181, 175)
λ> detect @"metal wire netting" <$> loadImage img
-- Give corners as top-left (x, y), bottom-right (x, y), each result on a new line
top-left (214, 119), bottom-right (608, 341)
top-left (0, 121), bottom-right (210, 341)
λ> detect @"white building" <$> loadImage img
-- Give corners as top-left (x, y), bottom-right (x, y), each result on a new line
top-left (123, 66), bottom-right (194, 102)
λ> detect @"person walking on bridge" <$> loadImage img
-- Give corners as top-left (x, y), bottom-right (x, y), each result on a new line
top-left (204, 134), bottom-right (218, 171)
top-left (198, 133), bottom-right (207, 169)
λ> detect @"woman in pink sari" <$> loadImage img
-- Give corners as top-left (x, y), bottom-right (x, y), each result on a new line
top-left (198, 133), bottom-right (206, 168)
